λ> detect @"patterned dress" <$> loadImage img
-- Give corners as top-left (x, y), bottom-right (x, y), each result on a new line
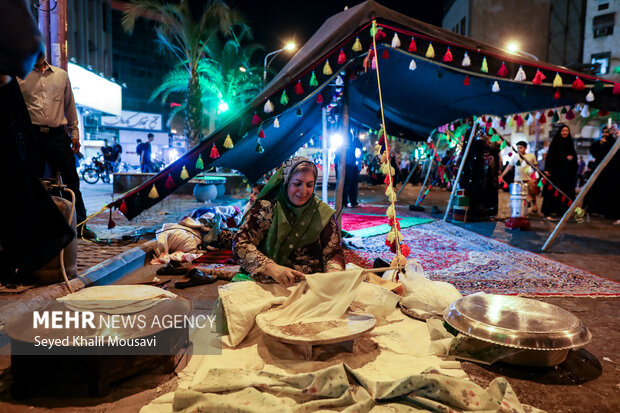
top-left (233, 192), bottom-right (345, 282)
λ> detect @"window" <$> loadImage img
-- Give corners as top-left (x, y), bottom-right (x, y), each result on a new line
top-left (591, 52), bottom-right (611, 75)
top-left (460, 17), bottom-right (466, 35)
top-left (593, 13), bottom-right (615, 37)
top-left (598, 3), bottom-right (609, 11)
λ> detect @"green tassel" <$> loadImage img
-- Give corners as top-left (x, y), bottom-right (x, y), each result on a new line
top-left (370, 25), bottom-right (378, 38)
top-left (309, 71), bottom-right (318, 87)
top-left (481, 57), bottom-right (488, 73)
top-left (256, 140), bottom-right (264, 153)
top-left (490, 134), bottom-right (500, 143)
top-left (500, 140), bottom-right (507, 150)
top-left (525, 113), bottom-right (530, 120)
top-left (196, 155), bottom-right (204, 170)
top-left (537, 179), bottom-right (543, 188)
top-left (280, 90), bottom-right (289, 105)
top-left (560, 107), bottom-right (568, 114)
top-left (593, 81), bottom-right (605, 92)
top-left (552, 111), bottom-right (559, 123)
top-left (352, 37), bottom-right (362, 52)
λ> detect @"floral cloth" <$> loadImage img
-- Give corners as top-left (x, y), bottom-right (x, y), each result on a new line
top-left (233, 191), bottom-right (345, 281)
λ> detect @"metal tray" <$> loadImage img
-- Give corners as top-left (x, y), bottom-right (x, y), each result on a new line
top-left (443, 294), bottom-right (591, 350)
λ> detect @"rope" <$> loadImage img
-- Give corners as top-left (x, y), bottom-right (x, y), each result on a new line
top-left (371, 20), bottom-right (401, 258)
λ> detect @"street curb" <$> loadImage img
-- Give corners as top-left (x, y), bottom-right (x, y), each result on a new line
top-left (79, 242), bottom-right (154, 286)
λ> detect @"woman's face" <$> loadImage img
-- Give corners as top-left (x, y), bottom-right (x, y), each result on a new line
top-left (287, 170), bottom-right (315, 206)
top-left (560, 127), bottom-right (570, 138)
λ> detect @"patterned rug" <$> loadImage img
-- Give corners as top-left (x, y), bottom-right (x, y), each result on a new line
top-left (345, 220), bottom-right (620, 297)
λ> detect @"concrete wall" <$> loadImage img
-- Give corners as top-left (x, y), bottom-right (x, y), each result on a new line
top-left (548, 0), bottom-right (586, 67)
top-left (583, 0), bottom-right (620, 80)
top-left (67, 0), bottom-right (113, 77)
top-left (442, 0), bottom-right (470, 35)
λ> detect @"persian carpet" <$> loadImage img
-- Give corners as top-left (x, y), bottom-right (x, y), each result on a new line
top-left (345, 220), bottom-right (620, 297)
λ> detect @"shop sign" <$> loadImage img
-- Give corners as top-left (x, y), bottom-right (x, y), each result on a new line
top-left (68, 63), bottom-right (122, 115)
top-left (101, 110), bottom-right (163, 131)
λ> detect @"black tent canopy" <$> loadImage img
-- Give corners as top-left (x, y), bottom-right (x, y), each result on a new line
top-left (114, 0), bottom-right (619, 220)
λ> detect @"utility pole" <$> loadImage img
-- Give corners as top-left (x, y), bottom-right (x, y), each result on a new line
top-left (38, 0), bottom-right (68, 70)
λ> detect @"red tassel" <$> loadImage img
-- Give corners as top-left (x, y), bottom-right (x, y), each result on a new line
top-left (554, 189), bottom-right (559, 197)
top-left (568, 200), bottom-right (573, 207)
top-left (258, 129), bottom-right (265, 138)
top-left (107, 208), bottom-right (116, 229)
top-left (338, 48), bottom-right (346, 64)
top-left (613, 83), bottom-right (620, 95)
top-left (251, 112), bottom-right (261, 126)
top-left (408, 37), bottom-right (417, 52)
top-left (497, 62), bottom-right (509, 78)
top-left (316, 93), bottom-right (323, 103)
top-left (442, 48), bottom-right (453, 62)
top-left (464, 75), bottom-right (470, 86)
top-left (375, 29), bottom-right (386, 41)
top-left (382, 48), bottom-right (389, 59)
top-left (547, 184), bottom-right (553, 191)
top-left (554, 89), bottom-right (561, 99)
top-left (532, 69), bottom-right (546, 85)
top-left (165, 174), bottom-right (174, 189)
top-left (390, 242), bottom-right (397, 254)
top-left (401, 243), bottom-right (411, 257)
top-left (294, 80), bottom-right (304, 95)
top-left (541, 178), bottom-right (546, 185)
top-left (384, 174), bottom-right (390, 184)
top-left (119, 200), bottom-right (128, 215)
top-left (379, 133), bottom-right (385, 145)
top-left (368, 48), bottom-right (375, 61)
top-left (539, 113), bottom-right (547, 124)
top-left (561, 195), bottom-right (566, 202)
top-left (503, 182), bottom-right (508, 189)
top-left (516, 115), bottom-right (524, 126)
top-left (599, 109), bottom-right (609, 116)
top-left (572, 77), bottom-right (585, 90)
top-left (385, 238), bottom-right (392, 247)
top-left (565, 109), bottom-right (575, 120)
top-left (210, 143), bottom-right (220, 159)
top-left (547, 110), bottom-right (554, 116)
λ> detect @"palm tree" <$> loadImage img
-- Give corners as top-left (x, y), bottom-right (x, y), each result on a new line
top-left (122, 0), bottom-right (249, 146)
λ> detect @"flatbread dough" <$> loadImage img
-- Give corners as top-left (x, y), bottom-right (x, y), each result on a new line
top-left (260, 270), bottom-right (365, 326)
top-left (58, 285), bottom-right (176, 314)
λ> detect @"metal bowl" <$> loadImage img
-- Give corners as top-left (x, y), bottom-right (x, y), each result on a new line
top-left (443, 294), bottom-right (591, 350)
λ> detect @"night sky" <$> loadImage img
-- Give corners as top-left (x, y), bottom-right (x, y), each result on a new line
top-left (230, 0), bottom-right (444, 69)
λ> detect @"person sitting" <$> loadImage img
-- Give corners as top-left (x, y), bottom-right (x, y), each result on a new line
top-left (233, 156), bottom-right (345, 286)
top-left (242, 183), bottom-right (265, 216)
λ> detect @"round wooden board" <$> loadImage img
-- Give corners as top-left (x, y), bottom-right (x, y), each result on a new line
top-left (255, 312), bottom-right (376, 346)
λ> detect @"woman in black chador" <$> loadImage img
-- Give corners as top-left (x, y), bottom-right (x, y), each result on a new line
top-left (460, 127), bottom-right (501, 220)
top-left (585, 126), bottom-right (618, 218)
top-left (542, 124), bottom-right (578, 218)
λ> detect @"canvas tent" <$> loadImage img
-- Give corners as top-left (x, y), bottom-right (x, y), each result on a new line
top-left (112, 0), bottom-right (619, 220)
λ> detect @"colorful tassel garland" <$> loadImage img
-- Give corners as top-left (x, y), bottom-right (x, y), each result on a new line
top-left (119, 200), bottom-right (128, 215)
top-left (554, 89), bottom-right (561, 99)
top-left (492, 81), bottom-right (500, 92)
top-left (442, 47), bottom-right (453, 62)
top-left (532, 69), bottom-right (546, 85)
top-left (572, 76), bottom-right (585, 90)
top-left (382, 48), bottom-right (389, 59)
top-left (296, 107), bottom-right (303, 117)
top-left (264, 99), bottom-right (274, 113)
top-left (425, 43), bottom-right (435, 59)
top-left (408, 59), bottom-right (416, 70)
top-left (316, 93), bottom-right (323, 103)
top-left (251, 112), bottom-right (261, 126)
top-left (274, 117), bottom-right (280, 128)
top-left (323, 60), bottom-right (333, 75)
top-left (352, 37), bottom-right (362, 52)
top-left (280, 90), bottom-right (289, 105)
top-left (514, 66), bottom-right (526, 81)
top-left (223, 134), bottom-right (234, 149)
top-left (586, 90), bottom-right (594, 102)
top-left (196, 155), bottom-right (204, 170)
top-left (210, 143), bottom-right (220, 159)
top-left (309, 71), bottom-right (318, 87)
top-left (408, 37), bottom-right (417, 52)
top-left (461, 52), bottom-right (471, 67)
top-left (256, 140), bottom-right (264, 153)
top-left (148, 184), bottom-right (159, 199)
top-left (497, 62), bottom-right (509, 77)
top-left (480, 57), bottom-right (488, 73)
top-left (553, 73), bottom-right (563, 87)
top-left (391, 33), bottom-right (401, 48)
top-left (180, 166), bottom-right (189, 180)
top-left (464, 75), bottom-right (470, 86)
top-left (294, 80), bottom-right (304, 95)
top-left (337, 48), bottom-right (346, 65)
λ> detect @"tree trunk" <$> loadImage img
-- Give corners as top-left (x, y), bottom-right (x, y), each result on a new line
top-left (185, 72), bottom-right (203, 147)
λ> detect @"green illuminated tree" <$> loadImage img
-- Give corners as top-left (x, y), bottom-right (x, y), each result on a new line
top-left (122, 0), bottom-right (249, 146)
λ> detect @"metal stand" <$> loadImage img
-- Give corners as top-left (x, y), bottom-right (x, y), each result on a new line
top-left (321, 108), bottom-right (329, 203)
top-left (413, 134), bottom-right (441, 208)
top-left (444, 123), bottom-right (478, 221)
top-left (396, 155), bottom-right (420, 201)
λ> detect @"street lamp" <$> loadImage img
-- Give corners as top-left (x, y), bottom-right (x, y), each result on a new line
top-left (506, 41), bottom-right (539, 61)
top-left (263, 41), bottom-right (296, 87)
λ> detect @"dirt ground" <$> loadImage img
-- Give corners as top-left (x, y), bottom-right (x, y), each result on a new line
top-left (0, 184), bottom-right (618, 412)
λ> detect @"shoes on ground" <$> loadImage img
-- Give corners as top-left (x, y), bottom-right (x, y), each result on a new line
top-left (174, 269), bottom-right (217, 289)
top-left (156, 262), bottom-right (188, 276)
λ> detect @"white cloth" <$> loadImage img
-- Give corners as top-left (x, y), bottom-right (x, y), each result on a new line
top-left (18, 63), bottom-right (79, 138)
top-left (510, 152), bottom-right (537, 182)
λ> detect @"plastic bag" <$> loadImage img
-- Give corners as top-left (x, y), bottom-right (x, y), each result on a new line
top-left (398, 259), bottom-right (462, 315)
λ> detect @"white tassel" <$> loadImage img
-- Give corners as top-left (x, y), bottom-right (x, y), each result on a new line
top-left (514, 66), bottom-right (527, 81)
top-left (409, 59), bottom-right (417, 70)
top-left (526, 114), bottom-right (534, 125)
top-left (580, 105), bottom-right (589, 117)
top-left (274, 117), bottom-right (280, 128)
top-left (461, 52), bottom-right (471, 67)
top-left (492, 81), bottom-right (500, 92)
top-left (391, 33), bottom-right (401, 48)
top-left (264, 99), bottom-right (274, 113)
top-left (535, 111), bottom-right (541, 120)
top-left (586, 90), bottom-right (595, 102)
top-left (335, 76), bottom-right (344, 86)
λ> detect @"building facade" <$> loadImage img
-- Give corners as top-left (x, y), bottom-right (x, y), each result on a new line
top-left (583, 0), bottom-right (620, 79)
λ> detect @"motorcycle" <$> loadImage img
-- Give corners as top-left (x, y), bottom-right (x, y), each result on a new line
top-left (81, 154), bottom-right (112, 184)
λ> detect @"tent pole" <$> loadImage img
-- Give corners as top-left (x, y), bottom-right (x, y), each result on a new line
top-left (321, 107), bottom-right (329, 204)
top-left (415, 134), bottom-right (440, 206)
top-left (443, 123), bottom-right (477, 221)
top-left (335, 80), bottom-right (349, 225)
top-left (397, 153), bottom-right (419, 201)
top-left (542, 136), bottom-right (620, 251)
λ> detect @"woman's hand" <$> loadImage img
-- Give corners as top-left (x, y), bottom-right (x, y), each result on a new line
top-left (263, 263), bottom-right (305, 286)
